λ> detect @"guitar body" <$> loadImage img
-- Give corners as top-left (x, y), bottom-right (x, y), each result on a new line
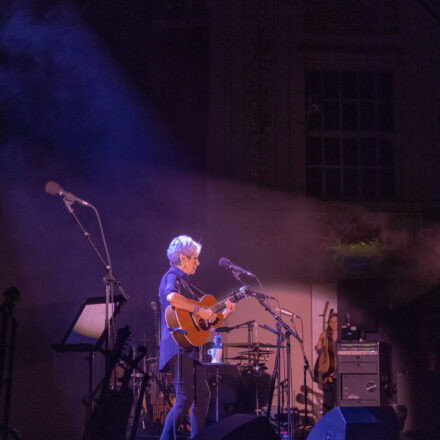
top-left (313, 301), bottom-right (329, 384)
top-left (325, 337), bottom-right (336, 378)
top-left (318, 336), bottom-right (330, 373)
top-left (317, 335), bottom-right (336, 382)
top-left (165, 294), bottom-right (224, 348)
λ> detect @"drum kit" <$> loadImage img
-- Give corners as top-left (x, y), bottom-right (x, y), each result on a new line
top-left (122, 301), bottom-right (306, 438)
top-left (224, 341), bottom-right (275, 370)
top-left (221, 341), bottom-right (275, 416)
top-left (124, 332), bottom-right (277, 435)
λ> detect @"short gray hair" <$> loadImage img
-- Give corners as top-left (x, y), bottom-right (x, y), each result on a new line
top-left (167, 235), bottom-right (202, 266)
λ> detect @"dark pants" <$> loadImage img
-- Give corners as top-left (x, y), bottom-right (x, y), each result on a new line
top-left (322, 379), bottom-right (337, 414)
top-left (160, 354), bottom-right (211, 440)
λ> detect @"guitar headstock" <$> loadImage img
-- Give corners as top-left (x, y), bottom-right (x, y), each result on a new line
top-left (230, 285), bottom-right (250, 303)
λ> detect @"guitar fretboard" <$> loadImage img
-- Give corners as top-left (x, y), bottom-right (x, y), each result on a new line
top-left (209, 289), bottom-right (246, 314)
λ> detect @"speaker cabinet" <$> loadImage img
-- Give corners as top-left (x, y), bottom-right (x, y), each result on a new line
top-left (193, 414), bottom-right (278, 440)
top-left (337, 342), bottom-right (391, 406)
top-left (307, 406), bottom-right (398, 440)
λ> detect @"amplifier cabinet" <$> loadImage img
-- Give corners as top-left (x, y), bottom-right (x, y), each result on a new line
top-left (337, 342), bottom-right (391, 406)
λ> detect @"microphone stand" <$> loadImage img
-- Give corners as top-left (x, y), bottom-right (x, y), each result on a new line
top-left (253, 295), bottom-right (302, 440)
top-left (293, 318), bottom-right (314, 431)
top-left (62, 199), bottom-right (128, 368)
top-left (262, 322), bottom-right (282, 437)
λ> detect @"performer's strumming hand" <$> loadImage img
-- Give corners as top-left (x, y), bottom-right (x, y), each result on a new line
top-left (196, 307), bottom-right (216, 321)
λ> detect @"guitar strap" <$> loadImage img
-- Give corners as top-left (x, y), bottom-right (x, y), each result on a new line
top-left (176, 276), bottom-right (203, 300)
top-left (187, 282), bottom-right (205, 300)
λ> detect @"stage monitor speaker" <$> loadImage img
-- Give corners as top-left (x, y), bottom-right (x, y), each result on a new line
top-left (193, 414), bottom-right (277, 440)
top-left (307, 406), bottom-right (398, 440)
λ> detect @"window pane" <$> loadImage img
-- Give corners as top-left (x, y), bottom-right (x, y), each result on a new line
top-left (377, 102), bottom-right (394, 131)
top-left (377, 72), bottom-right (393, 99)
top-left (325, 168), bottom-right (341, 199)
top-left (359, 102), bottom-right (376, 131)
top-left (306, 137), bottom-right (322, 165)
top-left (307, 168), bottom-right (323, 197)
top-left (306, 71), bottom-right (321, 97)
top-left (378, 169), bottom-right (395, 199)
top-left (307, 111), bottom-right (322, 131)
top-left (323, 72), bottom-right (339, 99)
top-left (377, 138), bottom-right (394, 167)
top-left (343, 169), bottom-right (359, 200)
top-left (360, 138), bottom-right (376, 167)
top-left (361, 169), bottom-right (376, 199)
top-left (323, 101), bottom-right (340, 130)
top-left (342, 102), bottom-right (357, 130)
top-left (343, 138), bottom-right (359, 166)
top-left (304, 69), bottom-right (394, 202)
top-left (341, 72), bottom-right (357, 99)
top-left (324, 137), bottom-right (340, 166)
top-left (359, 72), bottom-right (375, 99)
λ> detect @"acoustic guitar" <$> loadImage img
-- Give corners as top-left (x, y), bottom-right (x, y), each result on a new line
top-left (313, 303), bottom-right (336, 383)
top-left (165, 285), bottom-right (249, 348)
top-left (318, 307), bottom-right (335, 376)
top-left (313, 301), bottom-right (329, 382)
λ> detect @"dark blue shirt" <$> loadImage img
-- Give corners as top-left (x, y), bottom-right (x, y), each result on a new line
top-left (158, 265), bottom-right (202, 371)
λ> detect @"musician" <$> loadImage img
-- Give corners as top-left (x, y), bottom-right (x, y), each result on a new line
top-left (158, 235), bottom-right (235, 439)
top-left (315, 313), bottom-right (338, 414)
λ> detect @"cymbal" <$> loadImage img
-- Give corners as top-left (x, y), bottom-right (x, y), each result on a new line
top-left (223, 342), bottom-right (276, 349)
top-left (240, 345), bottom-right (275, 352)
top-left (223, 342), bottom-right (253, 348)
top-left (239, 350), bottom-right (274, 356)
top-left (224, 355), bottom-right (248, 360)
top-left (253, 342), bottom-right (276, 348)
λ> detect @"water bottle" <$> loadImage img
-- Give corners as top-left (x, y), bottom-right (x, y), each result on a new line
top-left (213, 333), bottom-right (222, 349)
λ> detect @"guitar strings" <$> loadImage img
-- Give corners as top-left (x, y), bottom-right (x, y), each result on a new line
top-left (209, 291), bottom-right (243, 314)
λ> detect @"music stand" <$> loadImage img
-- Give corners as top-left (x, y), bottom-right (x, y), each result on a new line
top-left (52, 295), bottom-right (126, 419)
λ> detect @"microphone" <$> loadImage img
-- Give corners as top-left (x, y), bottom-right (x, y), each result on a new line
top-left (150, 301), bottom-right (159, 313)
top-left (249, 291), bottom-right (276, 300)
top-left (45, 181), bottom-right (91, 207)
top-left (276, 307), bottom-right (300, 318)
top-left (218, 257), bottom-right (254, 276)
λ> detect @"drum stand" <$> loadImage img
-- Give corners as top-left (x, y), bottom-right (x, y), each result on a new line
top-left (202, 362), bottom-right (222, 422)
top-left (128, 371), bottom-right (150, 440)
top-left (296, 357), bottom-right (314, 430)
top-left (214, 364), bottom-right (221, 422)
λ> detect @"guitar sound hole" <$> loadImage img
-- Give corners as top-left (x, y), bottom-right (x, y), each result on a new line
top-left (199, 317), bottom-right (220, 331)
top-left (199, 319), bottom-right (209, 330)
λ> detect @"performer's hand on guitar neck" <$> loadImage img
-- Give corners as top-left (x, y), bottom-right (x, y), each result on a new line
top-left (222, 299), bottom-right (236, 319)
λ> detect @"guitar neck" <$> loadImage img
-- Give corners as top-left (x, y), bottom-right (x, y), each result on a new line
top-left (209, 291), bottom-right (243, 314)
top-left (210, 297), bottom-right (231, 314)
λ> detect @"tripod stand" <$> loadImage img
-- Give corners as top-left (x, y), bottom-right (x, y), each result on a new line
top-left (255, 296), bottom-right (302, 440)
top-left (292, 317), bottom-right (314, 431)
